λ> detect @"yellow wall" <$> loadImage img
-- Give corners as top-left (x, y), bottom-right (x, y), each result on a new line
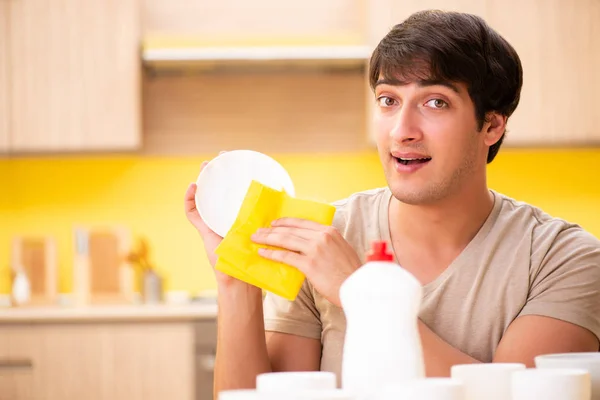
top-left (1, 149), bottom-right (599, 296)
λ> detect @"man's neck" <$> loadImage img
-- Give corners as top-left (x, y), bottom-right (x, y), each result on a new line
top-left (389, 183), bottom-right (495, 262)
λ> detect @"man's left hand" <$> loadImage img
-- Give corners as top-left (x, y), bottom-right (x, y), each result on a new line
top-left (251, 218), bottom-right (362, 307)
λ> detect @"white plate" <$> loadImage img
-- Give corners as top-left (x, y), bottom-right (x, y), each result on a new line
top-left (195, 150), bottom-right (295, 237)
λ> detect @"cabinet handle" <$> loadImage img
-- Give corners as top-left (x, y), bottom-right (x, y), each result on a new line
top-left (0, 359), bottom-right (33, 369)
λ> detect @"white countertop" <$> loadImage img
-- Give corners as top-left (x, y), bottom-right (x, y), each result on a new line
top-left (0, 302), bottom-right (218, 324)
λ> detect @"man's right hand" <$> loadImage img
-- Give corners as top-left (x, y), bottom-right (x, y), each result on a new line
top-left (184, 160), bottom-right (238, 286)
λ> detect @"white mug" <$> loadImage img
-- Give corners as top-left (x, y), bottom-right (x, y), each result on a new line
top-left (536, 353), bottom-right (600, 400)
top-left (378, 378), bottom-right (465, 400)
top-left (219, 389), bottom-right (277, 400)
top-left (451, 363), bottom-right (525, 400)
top-left (512, 368), bottom-right (591, 400)
top-left (221, 388), bottom-right (355, 400)
top-left (256, 371), bottom-right (337, 393)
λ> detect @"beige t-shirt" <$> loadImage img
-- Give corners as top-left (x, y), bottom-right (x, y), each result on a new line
top-left (263, 187), bottom-right (600, 379)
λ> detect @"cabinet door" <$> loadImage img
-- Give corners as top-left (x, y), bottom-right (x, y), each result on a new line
top-left (0, 365), bottom-right (34, 400)
top-left (0, 2), bottom-right (9, 154)
top-left (488, 0), bottom-right (600, 146)
top-left (0, 327), bottom-right (38, 400)
top-left (8, 0), bottom-right (141, 153)
top-left (143, 0), bottom-right (364, 45)
top-left (29, 323), bottom-right (195, 400)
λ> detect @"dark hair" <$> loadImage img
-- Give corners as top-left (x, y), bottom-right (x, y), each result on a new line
top-left (369, 10), bottom-right (523, 163)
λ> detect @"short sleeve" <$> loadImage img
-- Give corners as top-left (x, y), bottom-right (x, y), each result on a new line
top-left (263, 279), bottom-right (322, 340)
top-left (519, 226), bottom-right (600, 341)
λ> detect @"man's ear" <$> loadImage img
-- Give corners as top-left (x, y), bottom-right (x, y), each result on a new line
top-left (483, 112), bottom-right (507, 147)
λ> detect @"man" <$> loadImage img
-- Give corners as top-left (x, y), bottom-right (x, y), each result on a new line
top-left (184, 9), bottom-right (600, 396)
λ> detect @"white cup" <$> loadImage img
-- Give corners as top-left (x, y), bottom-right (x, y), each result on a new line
top-left (256, 371), bottom-right (337, 393)
top-left (221, 388), bottom-right (354, 400)
top-left (536, 353), bottom-right (600, 400)
top-left (512, 368), bottom-right (591, 400)
top-left (219, 389), bottom-right (277, 400)
top-left (378, 378), bottom-right (465, 400)
top-left (291, 390), bottom-right (356, 399)
top-left (451, 363), bottom-right (525, 400)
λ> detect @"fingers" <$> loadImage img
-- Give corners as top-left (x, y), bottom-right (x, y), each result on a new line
top-left (254, 226), bottom-right (316, 241)
top-left (257, 247), bottom-right (304, 270)
top-left (188, 160), bottom-right (208, 213)
top-left (251, 229), bottom-right (310, 254)
top-left (200, 160), bottom-right (209, 172)
top-left (272, 218), bottom-right (333, 232)
top-left (184, 183), bottom-right (198, 213)
top-left (186, 153), bottom-right (223, 218)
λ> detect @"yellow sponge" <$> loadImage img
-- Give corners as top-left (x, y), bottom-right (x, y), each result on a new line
top-left (214, 180), bottom-right (336, 300)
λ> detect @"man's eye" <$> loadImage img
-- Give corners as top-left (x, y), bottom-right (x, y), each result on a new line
top-left (377, 96), bottom-right (396, 107)
top-left (425, 99), bottom-right (448, 109)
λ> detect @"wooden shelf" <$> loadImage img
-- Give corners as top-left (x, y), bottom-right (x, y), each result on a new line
top-left (142, 44), bottom-right (372, 71)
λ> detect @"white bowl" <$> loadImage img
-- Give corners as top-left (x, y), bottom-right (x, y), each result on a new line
top-left (451, 363), bottom-right (525, 400)
top-left (511, 368), bottom-right (591, 400)
top-left (256, 371), bottom-right (337, 392)
top-left (195, 150), bottom-right (295, 237)
top-left (380, 378), bottom-right (465, 400)
top-left (536, 353), bottom-right (600, 400)
top-left (219, 388), bottom-right (354, 400)
top-left (219, 389), bottom-right (276, 400)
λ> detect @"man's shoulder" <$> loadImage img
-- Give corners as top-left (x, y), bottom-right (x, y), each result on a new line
top-left (329, 187), bottom-right (391, 241)
top-left (493, 190), bottom-right (600, 259)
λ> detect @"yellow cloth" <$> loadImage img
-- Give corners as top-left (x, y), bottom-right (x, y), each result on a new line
top-left (214, 180), bottom-right (336, 300)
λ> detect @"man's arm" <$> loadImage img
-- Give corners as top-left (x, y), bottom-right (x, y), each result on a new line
top-left (266, 331), bottom-right (322, 372)
top-left (493, 315), bottom-right (599, 365)
top-left (214, 281), bottom-right (270, 396)
top-left (418, 315), bottom-right (599, 377)
top-left (214, 280), bottom-right (321, 398)
top-left (418, 320), bottom-right (480, 376)
top-left (185, 178), bottom-right (322, 399)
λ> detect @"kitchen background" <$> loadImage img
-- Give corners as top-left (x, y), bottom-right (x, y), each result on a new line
top-left (2, 151), bottom-right (600, 296)
top-left (1, 0), bottom-right (599, 399)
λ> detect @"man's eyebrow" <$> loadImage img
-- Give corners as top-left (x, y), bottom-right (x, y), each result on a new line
top-left (375, 78), bottom-right (460, 93)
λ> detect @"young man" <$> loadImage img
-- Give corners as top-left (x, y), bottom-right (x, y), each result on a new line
top-left (184, 9), bottom-right (600, 396)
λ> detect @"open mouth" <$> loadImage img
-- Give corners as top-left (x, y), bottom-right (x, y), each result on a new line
top-left (394, 156), bottom-right (432, 165)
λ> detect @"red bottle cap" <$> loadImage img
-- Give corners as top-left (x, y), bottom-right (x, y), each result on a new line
top-left (366, 240), bottom-right (394, 262)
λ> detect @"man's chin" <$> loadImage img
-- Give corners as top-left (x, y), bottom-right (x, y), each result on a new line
top-left (389, 184), bottom-right (442, 206)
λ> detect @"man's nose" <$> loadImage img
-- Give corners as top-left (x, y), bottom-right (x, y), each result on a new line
top-left (389, 106), bottom-right (423, 143)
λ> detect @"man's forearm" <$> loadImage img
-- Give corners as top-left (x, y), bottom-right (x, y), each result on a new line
top-left (214, 281), bottom-right (272, 397)
top-left (419, 320), bottom-right (481, 376)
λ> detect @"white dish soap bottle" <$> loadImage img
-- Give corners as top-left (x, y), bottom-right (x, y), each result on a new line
top-left (340, 240), bottom-right (425, 399)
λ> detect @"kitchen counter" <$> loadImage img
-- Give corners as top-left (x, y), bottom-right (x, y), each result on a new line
top-left (0, 301), bottom-right (218, 400)
top-left (0, 302), bottom-right (218, 324)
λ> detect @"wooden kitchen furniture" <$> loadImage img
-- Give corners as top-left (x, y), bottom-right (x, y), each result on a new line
top-left (0, 304), bottom-right (217, 400)
top-left (1, 0), bottom-right (141, 153)
top-left (1, 0), bottom-right (598, 156)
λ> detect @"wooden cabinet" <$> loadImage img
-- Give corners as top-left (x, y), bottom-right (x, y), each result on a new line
top-left (6, 0), bottom-right (142, 153)
top-left (141, 0), bottom-right (370, 155)
top-left (487, 0), bottom-right (600, 146)
top-left (4, 0), bottom-right (597, 153)
top-left (364, 0), bottom-right (600, 147)
top-left (143, 0), bottom-right (365, 45)
top-left (0, 365), bottom-right (34, 400)
top-left (0, 319), bottom-right (216, 400)
top-left (0, 2), bottom-right (9, 155)
top-left (0, 327), bottom-right (36, 400)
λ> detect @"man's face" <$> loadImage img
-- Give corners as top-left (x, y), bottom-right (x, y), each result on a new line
top-left (373, 75), bottom-right (490, 205)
